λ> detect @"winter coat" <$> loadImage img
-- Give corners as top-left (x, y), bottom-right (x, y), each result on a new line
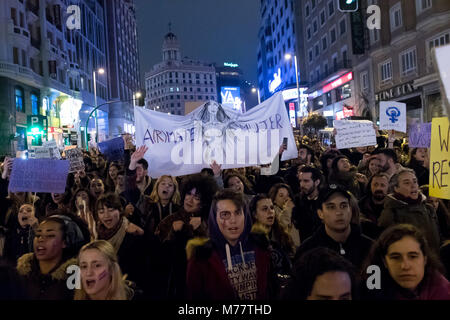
top-left (363, 271), bottom-right (450, 300)
top-left (292, 194), bottom-right (322, 242)
top-left (294, 224), bottom-right (373, 270)
top-left (186, 202), bottom-right (275, 301)
top-left (4, 225), bottom-right (33, 265)
top-left (16, 253), bottom-right (76, 300)
top-left (186, 235), bottom-right (273, 300)
top-left (358, 195), bottom-right (384, 239)
top-left (155, 208), bottom-right (208, 299)
top-left (123, 168), bottom-right (155, 206)
top-left (137, 198), bottom-right (181, 235)
top-left (378, 194), bottom-right (441, 252)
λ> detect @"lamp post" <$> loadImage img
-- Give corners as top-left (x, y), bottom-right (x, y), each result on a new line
top-left (84, 93), bottom-right (142, 151)
top-left (252, 87), bottom-right (261, 104)
top-left (93, 68), bottom-right (105, 143)
top-left (285, 53), bottom-right (303, 137)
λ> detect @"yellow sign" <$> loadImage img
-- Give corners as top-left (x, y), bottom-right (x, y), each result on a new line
top-left (430, 117), bottom-right (450, 200)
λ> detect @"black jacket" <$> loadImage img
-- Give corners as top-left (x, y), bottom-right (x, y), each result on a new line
top-left (292, 194), bottom-right (322, 242)
top-left (294, 224), bottom-right (373, 270)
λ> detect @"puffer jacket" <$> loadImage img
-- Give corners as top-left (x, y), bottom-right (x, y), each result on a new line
top-left (378, 194), bottom-right (441, 252)
top-left (16, 253), bottom-right (76, 300)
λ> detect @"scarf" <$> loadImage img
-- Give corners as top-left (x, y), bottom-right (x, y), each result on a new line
top-left (96, 217), bottom-right (128, 253)
top-left (393, 192), bottom-right (423, 206)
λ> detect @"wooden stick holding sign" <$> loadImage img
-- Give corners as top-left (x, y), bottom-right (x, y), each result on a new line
top-left (388, 130), bottom-right (396, 149)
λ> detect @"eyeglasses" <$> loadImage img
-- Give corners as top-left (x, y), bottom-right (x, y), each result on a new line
top-left (219, 210), bottom-right (243, 220)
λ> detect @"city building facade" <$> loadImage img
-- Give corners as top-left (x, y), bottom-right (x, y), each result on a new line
top-left (215, 62), bottom-right (259, 112)
top-left (145, 32), bottom-right (217, 115)
top-left (104, 0), bottom-right (141, 137)
top-left (294, 0), bottom-right (368, 127)
top-left (257, 0), bottom-right (298, 101)
top-left (0, 0), bottom-right (110, 155)
top-left (366, 0), bottom-right (450, 123)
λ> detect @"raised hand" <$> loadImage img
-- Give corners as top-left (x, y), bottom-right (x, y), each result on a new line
top-left (210, 161), bottom-right (222, 177)
top-left (172, 220), bottom-right (184, 232)
top-left (124, 203), bottom-right (135, 217)
top-left (129, 145), bottom-right (149, 170)
top-left (1, 157), bottom-right (13, 180)
top-left (189, 217), bottom-right (202, 230)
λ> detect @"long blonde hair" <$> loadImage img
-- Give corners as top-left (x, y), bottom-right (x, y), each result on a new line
top-left (148, 175), bottom-right (181, 205)
top-left (74, 240), bottom-right (132, 300)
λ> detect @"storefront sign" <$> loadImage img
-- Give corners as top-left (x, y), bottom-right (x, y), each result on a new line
top-left (322, 72), bottom-right (353, 94)
top-left (375, 82), bottom-right (415, 101)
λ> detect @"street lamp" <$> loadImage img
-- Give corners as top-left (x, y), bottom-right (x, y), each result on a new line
top-left (93, 68), bottom-right (105, 143)
top-left (133, 91), bottom-right (142, 108)
top-left (252, 87), bottom-right (261, 104)
top-left (84, 94), bottom-right (142, 151)
top-left (285, 53), bottom-right (303, 136)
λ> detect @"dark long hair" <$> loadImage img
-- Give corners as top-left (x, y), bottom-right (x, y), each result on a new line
top-left (249, 194), bottom-right (295, 256)
top-left (361, 224), bottom-right (444, 297)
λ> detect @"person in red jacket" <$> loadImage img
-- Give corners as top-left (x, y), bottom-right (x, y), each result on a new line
top-left (186, 189), bottom-right (275, 300)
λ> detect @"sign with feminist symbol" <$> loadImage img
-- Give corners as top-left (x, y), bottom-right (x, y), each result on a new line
top-left (379, 101), bottom-right (407, 133)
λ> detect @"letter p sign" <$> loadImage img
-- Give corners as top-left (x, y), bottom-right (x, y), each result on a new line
top-left (66, 5), bottom-right (81, 30)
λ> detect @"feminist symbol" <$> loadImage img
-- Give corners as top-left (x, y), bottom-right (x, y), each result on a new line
top-left (386, 107), bottom-right (401, 124)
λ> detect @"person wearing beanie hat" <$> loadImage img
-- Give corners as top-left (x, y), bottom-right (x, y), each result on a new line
top-left (186, 189), bottom-right (275, 300)
top-left (294, 184), bottom-right (373, 270)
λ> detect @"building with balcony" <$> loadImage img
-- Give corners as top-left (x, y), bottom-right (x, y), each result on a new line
top-left (145, 32), bottom-right (217, 115)
top-left (365, 0), bottom-right (450, 123)
top-left (0, 0), bottom-right (110, 155)
top-left (294, 0), bottom-right (369, 126)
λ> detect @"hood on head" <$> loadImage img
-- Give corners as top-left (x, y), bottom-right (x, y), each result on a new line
top-left (207, 200), bottom-right (253, 254)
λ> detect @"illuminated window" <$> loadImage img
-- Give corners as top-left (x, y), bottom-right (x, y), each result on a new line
top-left (31, 93), bottom-right (39, 115)
top-left (15, 87), bottom-right (25, 112)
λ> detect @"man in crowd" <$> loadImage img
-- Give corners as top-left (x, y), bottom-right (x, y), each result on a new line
top-left (125, 146), bottom-right (155, 205)
top-left (295, 184), bottom-right (373, 269)
top-left (358, 173), bottom-right (390, 239)
top-left (293, 166), bottom-right (323, 242)
top-left (372, 149), bottom-right (400, 179)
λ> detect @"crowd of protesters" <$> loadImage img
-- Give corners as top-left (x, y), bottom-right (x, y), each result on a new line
top-left (0, 131), bottom-right (449, 301)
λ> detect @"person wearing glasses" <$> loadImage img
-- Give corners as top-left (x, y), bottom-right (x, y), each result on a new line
top-left (186, 189), bottom-right (274, 300)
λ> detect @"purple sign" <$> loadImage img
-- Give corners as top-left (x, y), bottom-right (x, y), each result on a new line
top-left (409, 123), bottom-right (432, 148)
top-left (8, 159), bottom-right (70, 194)
top-left (98, 137), bottom-right (124, 161)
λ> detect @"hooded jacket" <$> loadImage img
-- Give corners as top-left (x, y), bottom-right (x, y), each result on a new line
top-left (16, 253), bottom-right (76, 300)
top-left (294, 224), bottom-right (373, 269)
top-left (185, 204), bottom-right (273, 300)
top-left (378, 194), bottom-right (441, 252)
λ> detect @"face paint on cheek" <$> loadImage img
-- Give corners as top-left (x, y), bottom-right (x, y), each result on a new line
top-left (98, 269), bottom-right (109, 281)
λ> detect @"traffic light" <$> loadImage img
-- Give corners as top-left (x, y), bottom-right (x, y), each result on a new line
top-left (338, 0), bottom-right (358, 12)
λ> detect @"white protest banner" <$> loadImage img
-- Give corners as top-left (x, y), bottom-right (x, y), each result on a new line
top-left (433, 44), bottom-right (450, 116)
top-left (333, 120), bottom-right (377, 150)
top-left (135, 92), bottom-right (298, 178)
top-left (65, 148), bottom-right (85, 173)
top-left (380, 101), bottom-right (407, 133)
top-left (42, 140), bottom-right (61, 159)
top-left (29, 146), bottom-right (51, 159)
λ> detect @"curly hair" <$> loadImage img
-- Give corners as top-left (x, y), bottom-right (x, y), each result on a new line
top-left (180, 174), bottom-right (219, 220)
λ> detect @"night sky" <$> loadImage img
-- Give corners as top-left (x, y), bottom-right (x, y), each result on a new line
top-left (135, 0), bottom-right (261, 86)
